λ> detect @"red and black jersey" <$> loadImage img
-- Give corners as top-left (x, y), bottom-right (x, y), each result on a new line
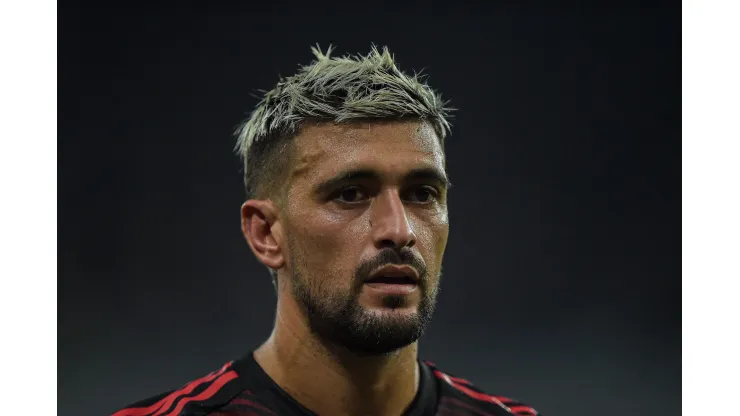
top-left (112, 354), bottom-right (539, 416)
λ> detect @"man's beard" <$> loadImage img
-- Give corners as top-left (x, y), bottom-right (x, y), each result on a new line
top-left (290, 247), bottom-right (440, 356)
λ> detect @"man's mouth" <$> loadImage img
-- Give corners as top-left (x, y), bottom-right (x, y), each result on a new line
top-left (365, 264), bottom-right (420, 284)
top-left (363, 264), bottom-right (420, 295)
top-left (364, 275), bottom-right (417, 285)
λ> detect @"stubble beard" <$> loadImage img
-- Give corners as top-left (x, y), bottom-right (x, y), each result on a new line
top-left (289, 247), bottom-right (440, 356)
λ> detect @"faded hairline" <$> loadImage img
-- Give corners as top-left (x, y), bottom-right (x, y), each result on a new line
top-left (233, 44), bottom-right (454, 199)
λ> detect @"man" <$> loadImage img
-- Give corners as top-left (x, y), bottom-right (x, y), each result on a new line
top-left (113, 46), bottom-right (539, 416)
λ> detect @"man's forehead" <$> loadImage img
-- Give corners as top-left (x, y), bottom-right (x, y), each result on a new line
top-left (290, 120), bottom-right (444, 177)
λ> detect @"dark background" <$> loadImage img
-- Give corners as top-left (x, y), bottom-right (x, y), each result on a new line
top-left (59, 2), bottom-right (680, 415)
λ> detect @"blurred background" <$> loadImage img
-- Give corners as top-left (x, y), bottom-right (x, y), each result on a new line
top-left (58, 2), bottom-right (680, 415)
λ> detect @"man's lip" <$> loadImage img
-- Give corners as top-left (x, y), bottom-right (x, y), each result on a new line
top-left (366, 265), bottom-right (420, 283)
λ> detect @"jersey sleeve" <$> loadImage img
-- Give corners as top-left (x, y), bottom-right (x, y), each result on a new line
top-left (111, 361), bottom-right (240, 416)
top-left (425, 360), bottom-right (540, 416)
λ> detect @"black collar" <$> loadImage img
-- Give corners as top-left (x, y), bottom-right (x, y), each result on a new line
top-left (231, 352), bottom-right (439, 416)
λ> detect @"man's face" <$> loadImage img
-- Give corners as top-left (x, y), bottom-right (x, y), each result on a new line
top-left (280, 120), bottom-right (450, 355)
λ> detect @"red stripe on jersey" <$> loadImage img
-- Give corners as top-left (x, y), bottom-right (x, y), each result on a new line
top-left (160, 371), bottom-right (239, 416)
top-left (432, 368), bottom-right (538, 416)
top-left (508, 405), bottom-right (538, 415)
top-left (439, 397), bottom-right (498, 416)
top-left (113, 362), bottom-right (233, 416)
top-left (447, 374), bottom-right (474, 386)
top-left (433, 370), bottom-right (507, 407)
top-left (492, 396), bottom-right (537, 415)
top-left (111, 400), bottom-right (166, 416)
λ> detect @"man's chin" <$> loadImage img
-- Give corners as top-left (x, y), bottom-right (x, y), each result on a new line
top-left (342, 344), bottom-right (415, 357)
top-left (335, 332), bottom-right (422, 357)
top-left (295, 287), bottom-right (433, 356)
top-left (358, 306), bottom-right (422, 327)
top-left (338, 314), bottom-right (426, 355)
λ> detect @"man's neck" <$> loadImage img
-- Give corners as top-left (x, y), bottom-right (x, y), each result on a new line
top-left (253, 295), bottom-right (420, 416)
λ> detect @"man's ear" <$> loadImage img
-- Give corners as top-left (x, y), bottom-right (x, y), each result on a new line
top-left (241, 200), bottom-right (285, 271)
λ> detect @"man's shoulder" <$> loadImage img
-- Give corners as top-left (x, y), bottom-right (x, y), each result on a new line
top-left (424, 360), bottom-right (540, 416)
top-left (111, 357), bottom-right (540, 416)
top-left (110, 360), bottom-right (272, 416)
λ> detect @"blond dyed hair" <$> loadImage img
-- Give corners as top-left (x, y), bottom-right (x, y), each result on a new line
top-left (233, 45), bottom-right (454, 200)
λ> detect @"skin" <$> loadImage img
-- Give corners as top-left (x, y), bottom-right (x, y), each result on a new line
top-left (240, 119), bottom-right (450, 416)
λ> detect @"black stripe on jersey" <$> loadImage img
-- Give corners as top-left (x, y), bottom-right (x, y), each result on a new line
top-left (208, 394), bottom-right (279, 416)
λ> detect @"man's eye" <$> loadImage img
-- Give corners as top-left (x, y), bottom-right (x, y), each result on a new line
top-left (335, 187), bottom-right (367, 203)
top-left (406, 186), bottom-right (439, 203)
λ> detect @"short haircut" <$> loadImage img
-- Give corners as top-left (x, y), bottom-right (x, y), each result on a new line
top-left (234, 45), bottom-right (453, 201)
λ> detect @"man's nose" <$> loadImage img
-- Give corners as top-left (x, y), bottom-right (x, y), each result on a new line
top-left (370, 189), bottom-right (417, 250)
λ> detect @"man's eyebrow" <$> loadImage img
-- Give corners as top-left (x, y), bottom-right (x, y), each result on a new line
top-left (405, 167), bottom-right (453, 190)
top-left (315, 169), bottom-right (380, 195)
top-left (314, 167), bottom-right (452, 195)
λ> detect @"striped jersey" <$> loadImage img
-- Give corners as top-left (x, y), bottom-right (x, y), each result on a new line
top-left (112, 354), bottom-right (539, 416)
